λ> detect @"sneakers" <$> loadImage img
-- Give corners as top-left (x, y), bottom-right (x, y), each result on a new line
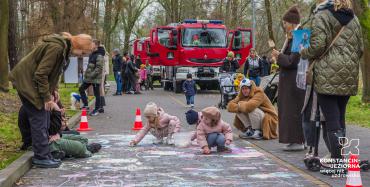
top-left (89, 109), bottom-right (99, 116)
top-left (51, 150), bottom-right (66, 160)
top-left (190, 104), bottom-right (194, 108)
top-left (87, 143), bottom-right (102, 153)
top-left (20, 143), bottom-right (32, 151)
top-left (32, 158), bottom-right (61, 168)
top-left (283, 143), bottom-right (305, 151)
top-left (153, 138), bottom-right (164, 145)
top-left (217, 146), bottom-right (232, 153)
top-left (239, 129), bottom-right (254, 139)
top-left (250, 130), bottom-right (263, 140)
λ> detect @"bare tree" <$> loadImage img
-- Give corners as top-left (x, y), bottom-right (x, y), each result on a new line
top-left (8, 0), bottom-right (18, 70)
top-left (121, 0), bottom-right (152, 52)
top-left (0, 0), bottom-right (9, 92)
top-left (354, 1), bottom-right (370, 102)
top-left (264, 0), bottom-right (275, 42)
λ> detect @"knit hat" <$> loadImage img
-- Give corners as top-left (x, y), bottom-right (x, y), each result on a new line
top-left (227, 51), bottom-right (235, 58)
top-left (239, 78), bottom-right (252, 89)
top-left (283, 5), bottom-right (301, 24)
top-left (143, 102), bottom-right (158, 117)
top-left (201, 107), bottom-right (221, 122)
top-left (185, 109), bottom-right (199, 125)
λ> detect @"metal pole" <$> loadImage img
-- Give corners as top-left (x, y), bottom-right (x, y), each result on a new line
top-left (252, 0), bottom-right (256, 49)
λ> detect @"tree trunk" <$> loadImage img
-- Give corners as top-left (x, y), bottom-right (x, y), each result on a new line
top-left (354, 0), bottom-right (370, 103)
top-left (8, 0), bottom-right (18, 70)
top-left (264, 0), bottom-right (275, 42)
top-left (123, 32), bottom-right (131, 53)
top-left (103, 0), bottom-right (113, 51)
top-left (0, 0), bottom-right (10, 92)
top-left (230, 0), bottom-right (238, 29)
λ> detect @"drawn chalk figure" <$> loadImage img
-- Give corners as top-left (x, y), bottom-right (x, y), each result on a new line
top-left (339, 137), bottom-right (360, 156)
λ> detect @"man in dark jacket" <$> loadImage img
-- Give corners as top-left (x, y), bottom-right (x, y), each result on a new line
top-left (135, 55), bottom-right (143, 69)
top-left (125, 54), bottom-right (138, 94)
top-left (10, 33), bottom-right (93, 168)
top-left (244, 48), bottom-right (263, 86)
top-left (121, 52), bottom-right (128, 93)
top-left (261, 55), bottom-right (271, 76)
top-left (112, 49), bottom-right (123, 95)
top-left (79, 40), bottom-right (105, 116)
top-left (220, 51), bottom-right (240, 73)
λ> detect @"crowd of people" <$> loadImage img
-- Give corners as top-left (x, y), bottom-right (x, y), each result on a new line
top-left (9, 0), bottom-right (363, 177)
top-left (112, 52), bottom-right (154, 96)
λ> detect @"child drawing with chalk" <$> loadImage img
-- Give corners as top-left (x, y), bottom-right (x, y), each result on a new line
top-left (196, 107), bottom-right (233, 154)
top-left (129, 102), bottom-right (181, 146)
top-left (185, 109), bottom-right (202, 141)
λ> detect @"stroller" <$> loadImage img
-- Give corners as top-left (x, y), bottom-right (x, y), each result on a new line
top-left (218, 73), bottom-right (238, 109)
top-left (260, 72), bottom-right (279, 105)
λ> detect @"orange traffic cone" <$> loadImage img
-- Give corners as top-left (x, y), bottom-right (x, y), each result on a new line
top-left (77, 108), bottom-right (93, 131)
top-left (346, 154), bottom-right (362, 187)
top-left (132, 108), bottom-right (143, 131)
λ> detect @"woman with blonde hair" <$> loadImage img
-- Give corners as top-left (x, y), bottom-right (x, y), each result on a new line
top-left (10, 32), bottom-right (93, 168)
top-left (300, 0), bottom-right (363, 175)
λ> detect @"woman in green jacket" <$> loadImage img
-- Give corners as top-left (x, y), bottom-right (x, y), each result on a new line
top-left (10, 32), bottom-right (93, 168)
top-left (300, 0), bottom-right (363, 173)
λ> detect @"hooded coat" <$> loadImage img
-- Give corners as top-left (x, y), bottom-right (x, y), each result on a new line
top-left (9, 35), bottom-right (71, 110)
top-left (84, 46), bottom-right (105, 84)
top-left (227, 82), bottom-right (278, 140)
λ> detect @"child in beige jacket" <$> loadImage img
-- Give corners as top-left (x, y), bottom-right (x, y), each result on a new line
top-left (129, 102), bottom-right (181, 146)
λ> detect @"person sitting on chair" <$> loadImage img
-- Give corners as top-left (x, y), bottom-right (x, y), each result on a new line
top-left (227, 78), bottom-right (278, 140)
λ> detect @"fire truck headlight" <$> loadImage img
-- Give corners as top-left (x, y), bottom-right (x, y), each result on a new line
top-left (235, 53), bottom-right (241, 60)
top-left (167, 52), bottom-right (174, 59)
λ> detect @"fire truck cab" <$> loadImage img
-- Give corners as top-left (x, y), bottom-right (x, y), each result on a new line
top-left (137, 19), bottom-right (253, 93)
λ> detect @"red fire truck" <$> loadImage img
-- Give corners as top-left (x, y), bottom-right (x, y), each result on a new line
top-left (133, 19), bottom-right (253, 93)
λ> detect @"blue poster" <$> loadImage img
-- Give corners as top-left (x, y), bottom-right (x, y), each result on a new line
top-left (292, 29), bottom-right (311, 53)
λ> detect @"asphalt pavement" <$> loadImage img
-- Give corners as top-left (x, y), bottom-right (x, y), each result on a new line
top-left (15, 84), bottom-right (369, 187)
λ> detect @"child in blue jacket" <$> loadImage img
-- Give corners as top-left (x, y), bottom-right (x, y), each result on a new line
top-left (182, 73), bottom-right (197, 108)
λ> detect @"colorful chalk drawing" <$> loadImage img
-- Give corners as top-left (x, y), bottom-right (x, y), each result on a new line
top-left (248, 172), bottom-right (299, 179)
top-left (18, 134), bottom-right (315, 187)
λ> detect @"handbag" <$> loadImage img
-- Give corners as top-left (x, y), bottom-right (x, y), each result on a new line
top-left (306, 27), bottom-right (345, 85)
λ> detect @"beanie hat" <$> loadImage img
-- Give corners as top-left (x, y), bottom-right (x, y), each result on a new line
top-left (283, 5), bottom-right (301, 24)
top-left (185, 109), bottom-right (199, 125)
top-left (187, 73), bottom-right (192, 79)
top-left (227, 51), bottom-right (235, 58)
top-left (239, 78), bottom-right (252, 89)
top-left (143, 102), bottom-right (158, 117)
top-left (201, 107), bottom-right (221, 122)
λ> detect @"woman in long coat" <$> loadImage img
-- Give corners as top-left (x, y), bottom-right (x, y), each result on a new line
top-left (271, 5), bottom-right (305, 151)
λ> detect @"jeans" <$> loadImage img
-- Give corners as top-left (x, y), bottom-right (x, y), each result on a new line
top-left (249, 76), bottom-right (261, 86)
top-left (206, 133), bottom-right (225, 149)
top-left (79, 82), bottom-right (101, 110)
top-left (186, 95), bottom-right (195, 105)
top-left (114, 71), bottom-right (122, 94)
top-left (18, 95), bottom-right (51, 160)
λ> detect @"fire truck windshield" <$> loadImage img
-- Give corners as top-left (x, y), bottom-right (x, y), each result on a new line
top-left (182, 28), bottom-right (226, 48)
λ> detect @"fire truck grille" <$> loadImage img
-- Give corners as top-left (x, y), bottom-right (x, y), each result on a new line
top-left (189, 58), bottom-right (222, 63)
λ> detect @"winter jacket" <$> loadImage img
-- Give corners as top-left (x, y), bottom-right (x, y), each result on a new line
top-left (227, 81), bottom-right (278, 140)
top-left (135, 59), bottom-right (143, 69)
top-left (84, 46), bottom-right (105, 84)
top-left (125, 60), bottom-right (137, 76)
top-left (112, 54), bottom-right (123, 72)
top-left (220, 58), bottom-right (240, 72)
top-left (9, 35), bottom-right (71, 109)
top-left (134, 107), bottom-right (181, 143)
top-left (243, 57), bottom-right (263, 77)
top-left (139, 69), bottom-right (147, 80)
top-left (197, 117), bottom-right (233, 148)
top-left (182, 80), bottom-right (197, 96)
top-left (300, 7), bottom-right (364, 96)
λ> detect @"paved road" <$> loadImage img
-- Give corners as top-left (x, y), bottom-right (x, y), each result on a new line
top-left (16, 86), bottom-right (356, 187)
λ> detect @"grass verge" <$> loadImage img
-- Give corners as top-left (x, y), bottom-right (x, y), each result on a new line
top-left (0, 83), bottom-right (81, 170)
top-left (346, 94), bottom-right (370, 128)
